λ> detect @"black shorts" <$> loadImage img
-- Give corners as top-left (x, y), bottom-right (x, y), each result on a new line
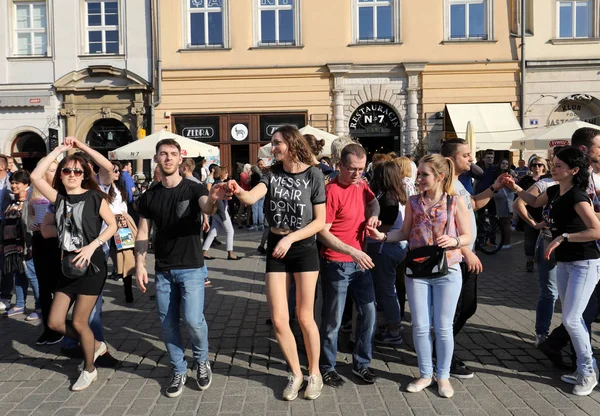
top-left (266, 232), bottom-right (320, 274)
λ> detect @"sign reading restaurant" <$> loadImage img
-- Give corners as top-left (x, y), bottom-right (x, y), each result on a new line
top-left (349, 102), bottom-right (400, 135)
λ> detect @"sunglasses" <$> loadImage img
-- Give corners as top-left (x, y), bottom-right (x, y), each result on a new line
top-left (531, 163), bottom-right (545, 168)
top-left (61, 168), bottom-right (84, 177)
top-left (113, 167), bottom-right (120, 173)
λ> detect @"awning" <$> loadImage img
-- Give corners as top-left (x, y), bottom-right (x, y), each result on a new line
top-left (446, 103), bottom-right (524, 151)
top-left (0, 90), bottom-right (52, 107)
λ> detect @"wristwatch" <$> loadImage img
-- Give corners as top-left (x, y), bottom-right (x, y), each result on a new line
top-left (489, 185), bottom-right (498, 194)
top-left (562, 233), bottom-right (569, 243)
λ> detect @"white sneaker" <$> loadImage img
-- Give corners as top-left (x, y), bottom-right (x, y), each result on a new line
top-left (71, 369), bottom-right (98, 391)
top-left (562, 362), bottom-right (600, 385)
top-left (78, 342), bottom-right (107, 371)
top-left (0, 300), bottom-right (9, 311)
top-left (573, 373), bottom-right (598, 396)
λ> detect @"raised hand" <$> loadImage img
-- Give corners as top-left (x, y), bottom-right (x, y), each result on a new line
top-left (227, 180), bottom-right (242, 195)
top-left (209, 182), bottom-right (232, 201)
top-left (63, 136), bottom-right (79, 148)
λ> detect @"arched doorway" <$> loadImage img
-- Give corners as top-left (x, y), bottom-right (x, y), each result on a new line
top-left (11, 131), bottom-right (47, 172)
top-left (86, 118), bottom-right (133, 157)
top-left (547, 94), bottom-right (600, 126)
top-left (349, 102), bottom-right (401, 159)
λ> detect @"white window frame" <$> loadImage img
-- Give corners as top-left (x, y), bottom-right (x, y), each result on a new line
top-left (82, 0), bottom-right (123, 55)
top-left (444, 0), bottom-right (494, 41)
top-left (351, 0), bottom-right (400, 44)
top-left (12, 1), bottom-right (49, 57)
top-left (183, 0), bottom-right (229, 49)
top-left (253, 0), bottom-right (301, 47)
top-left (556, 0), bottom-right (596, 38)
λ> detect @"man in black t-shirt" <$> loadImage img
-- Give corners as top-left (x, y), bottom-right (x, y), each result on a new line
top-left (135, 138), bottom-right (229, 398)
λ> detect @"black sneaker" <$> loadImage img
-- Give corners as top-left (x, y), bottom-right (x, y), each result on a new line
top-left (166, 373), bottom-right (187, 398)
top-left (36, 333), bottom-right (49, 345)
top-left (322, 370), bottom-right (345, 388)
top-left (45, 333), bottom-right (64, 345)
top-left (450, 360), bottom-right (474, 379)
top-left (196, 361), bottom-right (212, 391)
top-left (352, 367), bottom-right (377, 384)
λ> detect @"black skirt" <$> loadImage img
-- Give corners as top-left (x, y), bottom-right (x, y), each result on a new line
top-left (55, 248), bottom-right (107, 296)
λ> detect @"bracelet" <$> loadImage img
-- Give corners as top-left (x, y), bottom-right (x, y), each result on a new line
top-left (96, 238), bottom-right (105, 246)
top-left (454, 237), bottom-right (461, 248)
top-left (382, 233), bottom-right (388, 242)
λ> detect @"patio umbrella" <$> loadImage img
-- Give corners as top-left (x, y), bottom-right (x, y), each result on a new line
top-left (465, 121), bottom-right (476, 154)
top-left (108, 130), bottom-right (219, 160)
top-left (258, 125), bottom-right (338, 158)
top-left (511, 120), bottom-right (599, 151)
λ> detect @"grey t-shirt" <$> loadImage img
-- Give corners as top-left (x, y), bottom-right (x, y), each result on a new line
top-left (260, 165), bottom-right (326, 230)
top-left (453, 179), bottom-right (477, 250)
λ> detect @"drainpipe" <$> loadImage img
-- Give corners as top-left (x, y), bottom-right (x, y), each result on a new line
top-left (151, 0), bottom-right (162, 128)
top-left (519, 0), bottom-right (526, 160)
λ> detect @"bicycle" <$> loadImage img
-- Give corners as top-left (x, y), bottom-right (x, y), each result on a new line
top-left (475, 209), bottom-right (505, 255)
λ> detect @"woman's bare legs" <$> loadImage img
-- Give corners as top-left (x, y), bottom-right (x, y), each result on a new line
top-left (266, 272), bottom-right (302, 377)
top-left (294, 271), bottom-right (320, 376)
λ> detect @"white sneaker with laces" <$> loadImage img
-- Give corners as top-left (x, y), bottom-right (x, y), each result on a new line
top-left (78, 341), bottom-right (107, 371)
top-left (72, 369), bottom-right (97, 391)
top-left (573, 373), bottom-right (598, 396)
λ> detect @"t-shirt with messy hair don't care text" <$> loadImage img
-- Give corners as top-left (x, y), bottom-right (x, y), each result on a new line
top-left (260, 165), bottom-right (326, 231)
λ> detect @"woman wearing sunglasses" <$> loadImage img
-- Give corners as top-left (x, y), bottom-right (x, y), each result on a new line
top-left (30, 141), bottom-right (117, 392)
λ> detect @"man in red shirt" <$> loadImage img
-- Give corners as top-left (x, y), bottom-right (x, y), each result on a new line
top-left (318, 143), bottom-right (380, 387)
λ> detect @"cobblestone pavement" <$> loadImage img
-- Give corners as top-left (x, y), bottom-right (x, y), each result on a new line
top-left (1, 230), bottom-right (599, 416)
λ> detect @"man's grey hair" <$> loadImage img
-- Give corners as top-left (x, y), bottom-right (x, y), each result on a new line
top-left (331, 135), bottom-right (357, 168)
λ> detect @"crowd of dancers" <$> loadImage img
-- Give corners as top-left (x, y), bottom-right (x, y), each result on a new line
top-left (1, 125), bottom-right (599, 400)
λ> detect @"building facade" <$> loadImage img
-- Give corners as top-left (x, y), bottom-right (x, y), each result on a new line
top-left (519, 0), bottom-right (600, 132)
top-left (155, 0), bottom-right (523, 171)
top-left (0, 0), bottom-right (152, 171)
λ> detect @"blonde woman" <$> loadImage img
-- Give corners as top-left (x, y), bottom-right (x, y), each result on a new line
top-left (367, 154), bottom-right (472, 398)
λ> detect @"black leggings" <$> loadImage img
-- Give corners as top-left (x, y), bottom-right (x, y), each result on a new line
top-left (32, 233), bottom-right (62, 336)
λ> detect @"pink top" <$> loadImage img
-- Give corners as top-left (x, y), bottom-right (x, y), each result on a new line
top-left (408, 193), bottom-right (462, 267)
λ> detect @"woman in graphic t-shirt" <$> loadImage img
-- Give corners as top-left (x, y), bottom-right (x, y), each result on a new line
top-left (30, 140), bottom-right (117, 392)
top-left (505, 147), bottom-right (600, 396)
top-left (224, 125), bottom-right (326, 401)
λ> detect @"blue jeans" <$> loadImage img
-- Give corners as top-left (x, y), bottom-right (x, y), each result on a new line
top-left (252, 197), bottom-right (265, 226)
top-left (405, 266), bottom-right (462, 379)
top-left (556, 259), bottom-right (600, 377)
top-left (366, 241), bottom-right (407, 326)
top-left (14, 259), bottom-right (41, 309)
top-left (319, 260), bottom-right (376, 372)
top-left (156, 267), bottom-right (209, 374)
top-left (535, 258), bottom-right (558, 336)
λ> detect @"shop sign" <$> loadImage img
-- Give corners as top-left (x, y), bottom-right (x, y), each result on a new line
top-left (231, 123), bottom-right (249, 141)
top-left (174, 116), bottom-right (220, 142)
top-left (259, 114), bottom-right (306, 141)
top-left (549, 140), bottom-right (569, 147)
top-left (182, 127), bottom-right (215, 139)
top-left (349, 102), bottom-right (400, 135)
top-left (547, 95), bottom-right (597, 126)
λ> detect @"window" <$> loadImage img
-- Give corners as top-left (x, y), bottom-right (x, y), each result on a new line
top-left (186, 0), bottom-right (226, 48)
top-left (557, 1), bottom-right (593, 38)
top-left (256, 0), bottom-right (298, 46)
top-left (84, 0), bottom-right (120, 54)
top-left (14, 2), bottom-right (47, 56)
top-left (355, 0), bottom-right (396, 43)
top-left (447, 0), bottom-right (490, 40)
top-left (510, 0), bottom-right (533, 35)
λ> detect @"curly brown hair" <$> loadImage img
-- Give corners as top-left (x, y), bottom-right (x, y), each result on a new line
top-left (273, 125), bottom-right (315, 166)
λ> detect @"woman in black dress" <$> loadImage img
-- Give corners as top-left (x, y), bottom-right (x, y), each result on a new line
top-left (30, 141), bottom-right (117, 391)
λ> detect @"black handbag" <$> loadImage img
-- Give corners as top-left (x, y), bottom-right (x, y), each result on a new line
top-left (405, 195), bottom-right (452, 279)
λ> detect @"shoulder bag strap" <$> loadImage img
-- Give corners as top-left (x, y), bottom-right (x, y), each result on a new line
top-left (445, 195), bottom-right (452, 235)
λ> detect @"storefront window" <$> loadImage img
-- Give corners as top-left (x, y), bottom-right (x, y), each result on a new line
top-left (174, 116), bottom-right (220, 143)
top-left (259, 114), bottom-right (306, 141)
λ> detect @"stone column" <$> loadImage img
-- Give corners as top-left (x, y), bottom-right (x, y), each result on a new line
top-left (402, 63), bottom-right (427, 155)
top-left (59, 108), bottom-right (77, 138)
top-left (332, 88), bottom-right (346, 136)
top-left (131, 104), bottom-right (146, 180)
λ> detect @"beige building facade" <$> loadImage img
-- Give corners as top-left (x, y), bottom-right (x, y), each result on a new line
top-left (154, 0), bottom-right (528, 170)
